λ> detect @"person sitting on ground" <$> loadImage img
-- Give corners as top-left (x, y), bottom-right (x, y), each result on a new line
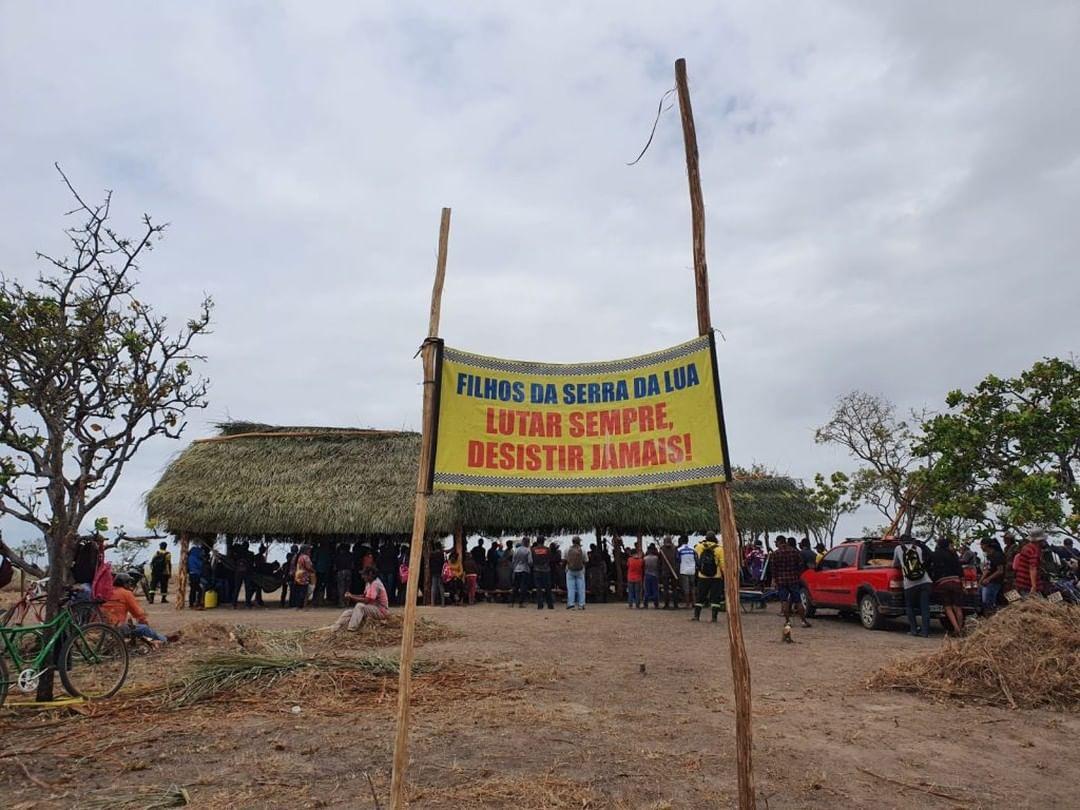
top-left (331, 567), bottom-right (389, 632)
top-left (102, 574), bottom-right (176, 647)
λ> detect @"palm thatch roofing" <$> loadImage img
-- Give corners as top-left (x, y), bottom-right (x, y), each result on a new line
top-left (145, 422), bottom-right (820, 538)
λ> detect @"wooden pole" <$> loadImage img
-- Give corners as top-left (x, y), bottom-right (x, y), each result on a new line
top-left (390, 207), bottom-right (451, 810)
top-left (675, 57), bottom-right (756, 809)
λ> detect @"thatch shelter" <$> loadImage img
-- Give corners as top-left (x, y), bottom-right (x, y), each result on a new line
top-left (145, 422), bottom-right (820, 540)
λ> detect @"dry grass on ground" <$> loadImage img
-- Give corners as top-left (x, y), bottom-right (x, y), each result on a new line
top-left (869, 600), bottom-right (1080, 709)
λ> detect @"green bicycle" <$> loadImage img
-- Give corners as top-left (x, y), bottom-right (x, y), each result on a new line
top-left (0, 602), bottom-right (129, 707)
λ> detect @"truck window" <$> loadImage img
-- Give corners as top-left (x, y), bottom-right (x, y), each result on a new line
top-left (838, 546), bottom-right (857, 568)
top-left (819, 547), bottom-right (847, 571)
top-left (864, 543), bottom-right (898, 567)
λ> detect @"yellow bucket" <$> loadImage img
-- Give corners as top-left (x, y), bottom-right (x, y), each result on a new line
top-left (203, 589), bottom-right (218, 609)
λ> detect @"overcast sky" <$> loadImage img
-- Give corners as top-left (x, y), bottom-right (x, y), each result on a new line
top-left (1, 1), bottom-right (1077, 545)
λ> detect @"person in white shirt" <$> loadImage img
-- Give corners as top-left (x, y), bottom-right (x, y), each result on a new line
top-left (676, 536), bottom-right (697, 610)
top-left (893, 536), bottom-right (933, 638)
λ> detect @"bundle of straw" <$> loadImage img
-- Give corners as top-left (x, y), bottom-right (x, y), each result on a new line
top-left (168, 652), bottom-right (429, 707)
top-left (76, 785), bottom-right (190, 808)
top-left (869, 600), bottom-right (1080, 709)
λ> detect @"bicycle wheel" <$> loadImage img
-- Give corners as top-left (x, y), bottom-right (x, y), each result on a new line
top-left (58, 623), bottom-right (129, 699)
top-left (0, 655), bottom-right (8, 707)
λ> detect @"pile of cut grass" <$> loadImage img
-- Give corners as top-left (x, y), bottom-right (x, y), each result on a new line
top-left (870, 600), bottom-right (1080, 709)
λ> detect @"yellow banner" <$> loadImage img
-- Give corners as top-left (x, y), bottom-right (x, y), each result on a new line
top-left (432, 335), bottom-right (730, 493)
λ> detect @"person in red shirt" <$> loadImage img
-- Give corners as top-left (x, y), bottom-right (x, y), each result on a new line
top-left (101, 574), bottom-right (174, 646)
top-left (626, 549), bottom-right (644, 609)
top-left (1015, 529), bottom-right (1049, 596)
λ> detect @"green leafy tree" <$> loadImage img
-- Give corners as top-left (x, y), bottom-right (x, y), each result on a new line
top-left (815, 391), bottom-right (924, 534)
top-left (917, 357), bottom-right (1080, 538)
top-left (806, 471), bottom-right (859, 546)
top-left (0, 167), bottom-right (212, 698)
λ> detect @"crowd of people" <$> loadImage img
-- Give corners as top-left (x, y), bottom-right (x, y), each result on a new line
top-left (162, 527), bottom-right (1080, 636)
top-left (182, 538), bottom-right (409, 611)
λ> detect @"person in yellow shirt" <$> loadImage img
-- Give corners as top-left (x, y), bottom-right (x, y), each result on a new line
top-left (692, 531), bottom-right (725, 622)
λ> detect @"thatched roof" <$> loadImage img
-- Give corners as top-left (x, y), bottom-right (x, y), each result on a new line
top-left (145, 422), bottom-right (819, 538)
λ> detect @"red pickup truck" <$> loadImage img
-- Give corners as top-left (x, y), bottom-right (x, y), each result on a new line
top-left (799, 538), bottom-right (979, 630)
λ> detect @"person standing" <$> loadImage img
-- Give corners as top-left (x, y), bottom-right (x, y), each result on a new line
top-left (931, 537), bottom-right (965, 635)
top-left (1001, 533), bottom-right (1020, 592)
top-left (587, 543), bottom-right (607, 603)
top-left (495, 543), bottom-right (513, 602)
top-left (149, 541), bottom-right (172, 604)
top-left (768, 537), bottom-right (811, 628)
top-left (280, 545), bottom-right (298, 608)
top-left (692, 532), bottom-right (724, 622)
top-left (798, 538), bottom-right (817, 571)
top-left (291, 544), bottom-right (314, 609)
top-left (531, 536), bottom-right (555, 610)
top-left (659, 536), bottom-right (679, 609)
top-left (1015, 529), bottom-right (1049, 597)
top-left (894, 535), bottom-right (933, 637)
top-left (676, 536), bottom-right (696, 609)
top-left (232, 542), bottom-right (255, 609)
top-left (626, 548), bottom-right (644, 608)
top-left (377, 541), bottom-right (398, 607)
top-left (331, 568), bottom-right (390, 632)
top-left (564, 536), bottom-right (587, 610)
top-left (335, 543), bottom-right (355, 608)
top-left (463, 552), bottom-right (480, 605)
top-left (511, 538), bottom-right (532, 607)
top-left (642, 544), bottom-right (661, 609)
top-left (483, 540), bottom-right (501, 598)
top-left (186, 541), bottom-right (206, 609)
top-left (428, 542), bottom-right (446, 606)
top-left (979, 537), bottom-right (1005, 613)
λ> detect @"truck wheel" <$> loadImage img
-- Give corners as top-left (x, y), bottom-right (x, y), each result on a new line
top-left (799, 587), bottom-right (816, 618)
top-left (859, 593), bottom-right (884, 630)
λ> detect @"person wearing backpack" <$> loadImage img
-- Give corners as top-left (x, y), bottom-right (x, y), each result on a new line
top-left (893, 534), bottom-right (933, 637)
top-left (692, 532), bottom-right (725, 622)
top-left (148, 541), bottom-right (172, 604)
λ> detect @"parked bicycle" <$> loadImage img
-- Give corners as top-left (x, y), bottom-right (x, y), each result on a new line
top-left (1, 579), bottom-right (105, 629)
top-left (0, 598), bottom-right (129, 707)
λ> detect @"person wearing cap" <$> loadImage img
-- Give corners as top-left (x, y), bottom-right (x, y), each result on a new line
top-left (1015, 529), bottom-right (1049, 596)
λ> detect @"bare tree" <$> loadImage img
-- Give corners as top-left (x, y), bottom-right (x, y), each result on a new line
top-left (815, 392), bottom-right (924, 535)
top-left (0, 165), bottom-right (212, 698)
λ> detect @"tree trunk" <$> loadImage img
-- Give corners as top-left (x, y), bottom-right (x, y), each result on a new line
top-left (36, 526), bottom-right (77, 701)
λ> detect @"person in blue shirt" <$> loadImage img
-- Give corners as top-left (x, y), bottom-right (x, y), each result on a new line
top-left (186, 542), bottom-right (208, 608)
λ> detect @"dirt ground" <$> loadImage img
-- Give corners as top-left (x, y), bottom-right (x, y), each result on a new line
top-left (2, 596), bottom-right (1077, 809)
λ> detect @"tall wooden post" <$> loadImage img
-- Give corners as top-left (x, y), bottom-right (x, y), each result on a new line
top-left (390, 207), bottom-right (451, 810)
top-left (675, 58), bottom-right (756, 809)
